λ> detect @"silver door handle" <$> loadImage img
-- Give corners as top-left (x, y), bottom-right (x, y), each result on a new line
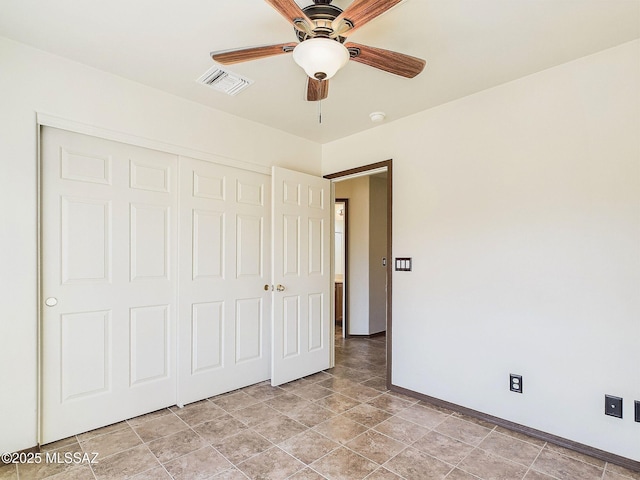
top-left (45, 297), bottom-right (58, 307)
top-left (276, 284), bottom-right (285, 292)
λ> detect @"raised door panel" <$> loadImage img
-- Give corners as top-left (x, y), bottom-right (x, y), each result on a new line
top-left (60, 310), bottom-right (111, 401)
top-left (61, 197), bottom-right (111, 284)
top-left (130, 204), bottom-right (170, 281)
top-left (192, 210), bottom-right (224, 280)
top-left (130, 305), bottom-right (169, 385)
top-left (191, 302), bottom-right (224, 373)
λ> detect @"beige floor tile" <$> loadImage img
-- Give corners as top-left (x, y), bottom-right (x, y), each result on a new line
top-left (212, 429), bottom-right (273, 465)
top-left (531, 449), bottom-right (604, 480)
top-left (289, 467), bottom-right (327, 479)
top-left (40, 437), bottom-right (80, 452)
top-left (146, 428), bottom-right (206, 463)
top-left (126, 409), bottom-right (172, 428)
top-left (163, 446), bottom-right (233, 480)
top-left (210, 468), bottom-right (254, 479)
top-left (230, 402), bottom-right (279, 428)
top-left (294, 384), bottom-right (334, 401)
top-left (478, 431), bottom-right (542, 467)
top-left (605, 472), bottom-right (639, 480)
top-left (237, 446), bottom-right (305, 479)
top-left (434, 416), bottom-right (492, 446)
top-left (79, 426), bottom-right (141, 459)
top-left (130, 466), bottom-right (172, 479)
top-left (251, 414), bottom-right (308, 444)
top-left (384, 447), bottom-right (452, 479)
top-left (317, 376), bottom-right (355, 392)
top-left (397, 404), bottom-right (449, 429)
top-left (335, 384), bottom-right (381, 403)
top-left (366, 394), bottom-right (414, 414)
top-left (280, 430), bottom-right (339, 464)
top-left (310, 447), bottom-right (378, 480)
top-left (193, 414), bottom-right (248, 444)
top-left (412, 430), bottom-right (475, 465)
top-left (361, 377), bottom-right (388, 392)
top-left (385, 390), bottom-right (420, 404)
top-left (76, 422), bottom-right (129, 442)
top-left (417, 400), bottom-right (456, 416)
top-left (373, 416), bottom-right (429, 445)
top-left (342, 404), bottom-right (392, 428)
top-left (16, 457), bottom-right (75, 480)
top-left (132, 414), bottom-right (188, 443)
top-left (243, 382), bottom-right (285, 401)
top-left (287, 402), bottom-right (337, 428)
top-left (315, 393), bottom-right (362, 414)
top-left (211, 391), bottom-right (260, 413)
top-left (346, 430), bottom-right (406, 464)
top-left (304, 371), bottom-right (333, 383)
top-left (444, 469), bottom-right (482, 480)
top-left (91, 444), bottom-right (160, 480)
top-left (364, 467), bottom-right (404, 479)
top-left (543, 443), bottom-right (606, 469)
top-left (171, 400), bottom-right (226, 427)
top-left (523, 470), bottom-right (557, 480)
top-left (313, 417), bottom-right (369, 445)
top-left (46, 466), bottom-right (96, 480)
top-left (265, 393), bottom-right (312, 414)
top-left (457, 448), bottom-right (528, 480)
top-left (493, 427), bottom-right (545, 447)
top-left (0, 463), bottom-right (17, 480)
top-left (606, 463), bottom-right (640, 480)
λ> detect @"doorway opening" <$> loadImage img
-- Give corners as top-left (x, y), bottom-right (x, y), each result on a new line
top-left (325, 160), bottom-right (392, 387)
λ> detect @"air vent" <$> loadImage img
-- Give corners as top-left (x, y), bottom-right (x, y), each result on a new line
top-left (196, 66), bottom-right (253, 96)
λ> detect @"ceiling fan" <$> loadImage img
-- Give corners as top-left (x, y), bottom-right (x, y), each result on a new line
top-left (210, 0), bottom-right (426, 101)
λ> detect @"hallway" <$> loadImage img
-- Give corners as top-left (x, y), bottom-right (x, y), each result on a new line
top-left (2, 332), bottom-right (635, 479)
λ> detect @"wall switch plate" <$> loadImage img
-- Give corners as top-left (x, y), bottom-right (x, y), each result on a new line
top-left (605, 395), bottom-right (623, 418)
top-left (510, 374), bottom-right (523, 393)
top-left (635, 400), bottom-right (640, 423)
top-left (395, 258), bottom-right (412, 271)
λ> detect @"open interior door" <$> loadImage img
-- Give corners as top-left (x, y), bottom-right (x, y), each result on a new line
top-left (271, 166), bottom-right (332, 385)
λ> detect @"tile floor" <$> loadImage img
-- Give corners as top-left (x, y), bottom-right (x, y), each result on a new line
top-left (2, 330), bottom-right (638, 480)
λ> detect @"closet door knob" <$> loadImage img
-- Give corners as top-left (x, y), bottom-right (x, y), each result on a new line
top-left (45, 297), bottom-right (58, 307)
top-left (276, 284), bottom-right (286, 292)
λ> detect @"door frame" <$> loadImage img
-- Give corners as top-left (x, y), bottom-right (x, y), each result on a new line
top-left (324, 159), bottom-right (393, 388)
top-left (334, 198), bottom-right (348, 337)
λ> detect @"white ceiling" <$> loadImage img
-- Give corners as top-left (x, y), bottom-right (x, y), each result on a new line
top-left (1, 0), bottom-right (638, 143)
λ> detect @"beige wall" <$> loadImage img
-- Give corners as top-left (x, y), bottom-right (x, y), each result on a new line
top-left (0, 36), bottom-right (321, 453)
top-left (323, 40), bottom-right (640, 461)
top-left (335, 176), bottom-right (370, 334)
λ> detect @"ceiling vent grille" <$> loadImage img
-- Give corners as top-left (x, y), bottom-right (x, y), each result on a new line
top-left (196, 66), bottom-right (253, 96)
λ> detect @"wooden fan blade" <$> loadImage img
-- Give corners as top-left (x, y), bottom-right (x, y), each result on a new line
top-left (264, 0), bottom-right (313, 32)
top-left (346, 42), bottom-right (426, 78)
top-left (211, 43), bottom-right (297, 65)
top-left (307, 78), bottom-right (329, 101)
top-left (333, 0), bottom-right (403, 36)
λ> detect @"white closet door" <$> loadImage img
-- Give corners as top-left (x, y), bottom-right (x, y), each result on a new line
top-left (40, 127), bottom-right (178, 443)
top-left (271, 166), bottom-right (332, 385)
top-left (178, 157), bottom-right (271, 404)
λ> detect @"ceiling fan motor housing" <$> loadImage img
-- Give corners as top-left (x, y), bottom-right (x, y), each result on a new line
top-left (296, 3), bottom-right (345, 42)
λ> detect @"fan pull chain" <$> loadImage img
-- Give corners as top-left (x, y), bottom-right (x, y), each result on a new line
top-left (318, 100), bottom-right (322, 125)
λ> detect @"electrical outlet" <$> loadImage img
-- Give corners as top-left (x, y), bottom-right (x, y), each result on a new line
top-left (605, 395), bottom-right (623, 418)
top-left (635, 400), bottom-right (640, 423)
top-left (510, 374), bottom-right (523, 393)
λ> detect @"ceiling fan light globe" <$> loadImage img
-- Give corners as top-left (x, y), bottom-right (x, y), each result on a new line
top-left (293, 38), bottom-right (349, 81)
